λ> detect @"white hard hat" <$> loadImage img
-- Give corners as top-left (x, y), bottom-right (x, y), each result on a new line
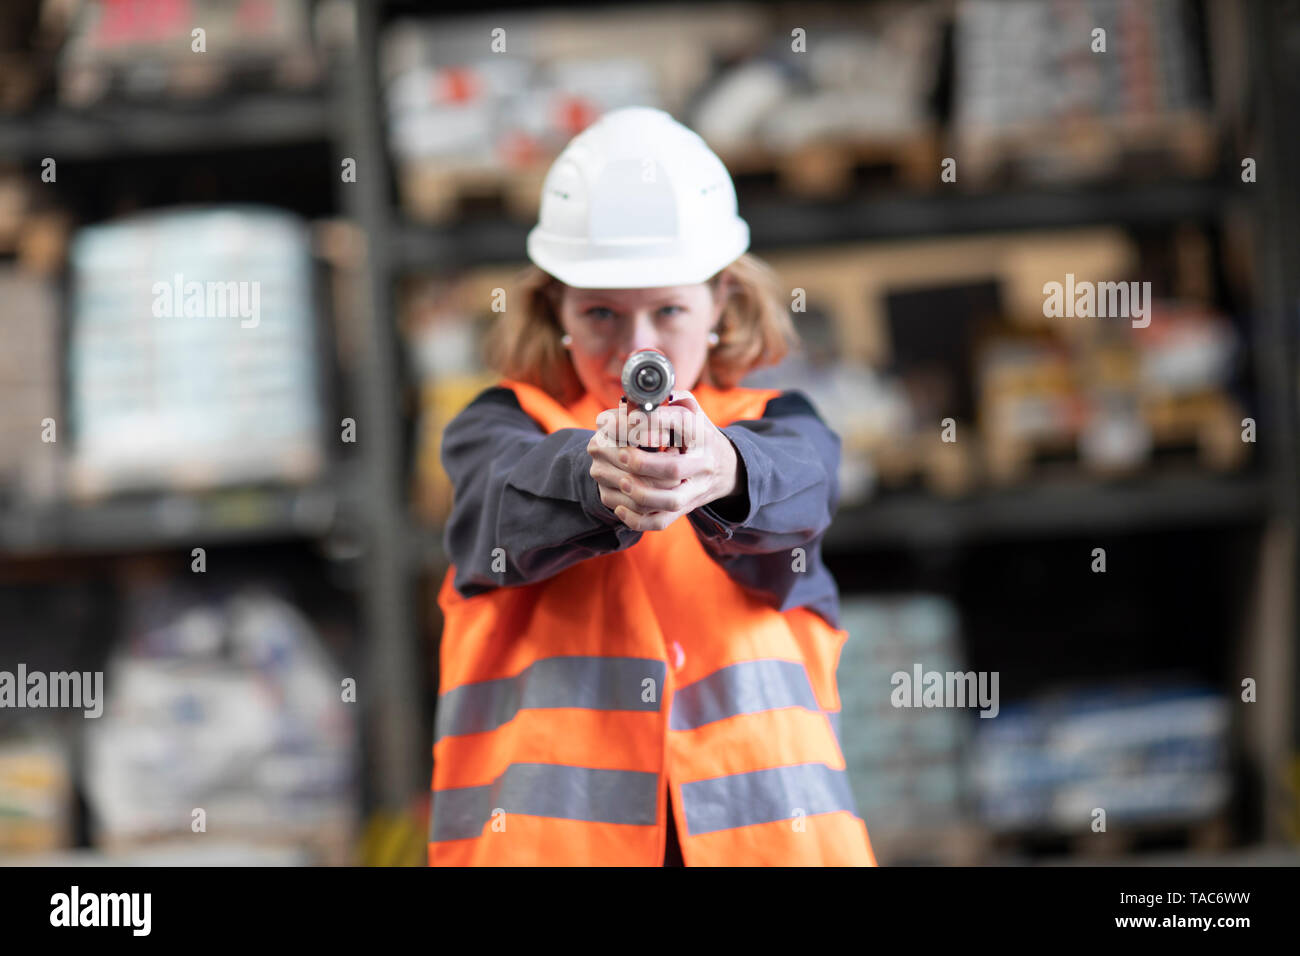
top-left (526, 106), bottom-right (750, 289)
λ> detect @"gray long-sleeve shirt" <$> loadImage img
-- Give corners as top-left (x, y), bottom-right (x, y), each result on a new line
top-left (440, 385), bottom-right (844, 630)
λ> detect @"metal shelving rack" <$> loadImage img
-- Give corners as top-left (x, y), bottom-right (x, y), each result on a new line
top-left (390, 179), bottom-right (1229, 272)
top-left (0, 10), bottom-right (427, 821)
top-left (822, 474), bottom-right (1272, 553)
top-left (0, 91), bottom-right (332, 159)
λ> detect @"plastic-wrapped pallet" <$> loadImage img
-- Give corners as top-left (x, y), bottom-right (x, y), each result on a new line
top-left (85, 583), bottom-right (358, 864)
top-left (380, 6), bottom-right (764, 223)
top-left (66, 207), bottom-right (324, 498)
top-left (955, 0), bottom-right (1203, 128)
top-left (739, 1), bottom-right (943, 150)
top-left (382, 13), bottom-right (662, 169)
top-left (57, 0), bottom-right (319, 105)
top-left (952, 0), bottom-right (1211, 184)
top-left (836, 595), bottom-right (973, 840)
top-left (970, 682), bottom-right (1230, 834)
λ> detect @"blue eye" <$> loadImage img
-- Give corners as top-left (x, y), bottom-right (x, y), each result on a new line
top-left (586, 307), bottom-right (615, 320)
top-left (659, 305), bottom-right (684, 317)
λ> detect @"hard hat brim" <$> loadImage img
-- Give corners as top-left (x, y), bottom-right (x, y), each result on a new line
top-left (526, 221), bottom-right (750, 289)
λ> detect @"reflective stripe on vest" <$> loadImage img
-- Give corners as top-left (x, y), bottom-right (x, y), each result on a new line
top-left (680, 763), bottom-right (859, 836)
top-left (430, 763), bottom-right (659, 842)
top-left (431, 379), bottom-right (878, 866)
top-left (435, 656), bottom-right (667, 741)
top-left (669, 658), bottom-right (820, 730)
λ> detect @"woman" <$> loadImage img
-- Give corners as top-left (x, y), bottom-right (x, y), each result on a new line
top-left (429, 107), bottom-right (876, 866)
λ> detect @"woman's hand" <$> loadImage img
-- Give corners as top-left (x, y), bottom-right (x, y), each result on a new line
top-left (586, 390), bottom-right (741, 532)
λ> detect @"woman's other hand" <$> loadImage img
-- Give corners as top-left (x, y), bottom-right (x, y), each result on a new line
top-left (586, 390), bottom-right (741, 532)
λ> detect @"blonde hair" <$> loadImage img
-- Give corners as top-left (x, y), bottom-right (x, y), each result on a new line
top-left (486, 253), bottom-right (798, 407)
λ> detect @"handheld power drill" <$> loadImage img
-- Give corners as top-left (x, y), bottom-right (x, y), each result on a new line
top-left (620, 348), bottom-right (686, 454)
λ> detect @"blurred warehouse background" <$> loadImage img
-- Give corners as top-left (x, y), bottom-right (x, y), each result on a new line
top-left (1, 0), bottom-right (1299, 865)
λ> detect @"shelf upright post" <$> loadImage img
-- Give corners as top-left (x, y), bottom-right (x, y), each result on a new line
top-left (333, 0), bottom-right (424, 815)
top-left (1244, 0), bottom-right (1300, 844)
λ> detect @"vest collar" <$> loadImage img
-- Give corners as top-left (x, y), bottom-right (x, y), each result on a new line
top-left (499, 379), bottom-right (780, 433)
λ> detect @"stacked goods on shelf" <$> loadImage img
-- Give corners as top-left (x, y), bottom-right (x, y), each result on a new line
top-left (758, 229), bottom-right (1137, 499)
top-left (54, 0), bottom-right (319, 105)
top-left (66, 207), bottom-right (325, 499)
top-left (695, 1), bottom-right (943, 193)
top-left (0, 265), bottom-right (60, 505)
top-left (403, 228), bottom-right (1188, 514)
top-left (0, 736), bottom-right (74, 856)
top-left (976, 304), bottom-right (1244, 484)
top-left (402, 267), bottom-right (512, 525)
top-left (953, 0), bottom-right (1215, 185)
top-left (760, 228), bottom-right (1245, 491)
top-left (977, 332), bottom-right (1091, 482)
top-left (403, 227), bottom-right (1243, 512)
top-left (971, 683), bottom-right (1230, 837)
top-left (382, 9), bottom-right (682, 222)
top-left (1137, 305), bottom-right (1245, 469)
top-left (836, 595), bottom-right (981, 864)
top-left (85, 581), bottom-right (358, 865)
top-left (382, 2), bottom-right (945, 222)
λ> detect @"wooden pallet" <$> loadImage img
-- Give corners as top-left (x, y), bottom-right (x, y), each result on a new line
top-left (16, 211), bottom-right (71, 276)
top-left (67, 445), bottom-right (324, 503)
top-left (957, 112), bottom-right (1218, 188)
top-left (719, 127), bottom-right (943, 196)
top-left (397, 128), bottom-right (942, 224)
top-left (57, 50), bottom-right (320, 107)
top-left (1144, 391), bottom-right (1249, 471)
top-left (988, 812), bottom-right (1234, 862)
top-left (981, 390), bottom-right (1247, 487)
top-left (871, 434), bottom-right (978, 498)
top-left (398, 161), bottom-right (549, 225)
top-left (99, 821), bottom-right (356, 866)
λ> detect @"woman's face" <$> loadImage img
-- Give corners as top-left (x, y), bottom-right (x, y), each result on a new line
top-left (557, 281), bottom-right (726, 410)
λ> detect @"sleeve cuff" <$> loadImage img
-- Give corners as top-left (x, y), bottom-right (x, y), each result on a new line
top-left (689, 429), bottom-right (759, 541)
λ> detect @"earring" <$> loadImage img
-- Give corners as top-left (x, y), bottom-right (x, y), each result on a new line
top-left (560, 333), bottom-right (573, 347)
top-left (707, 331), bottom-right (720, 347)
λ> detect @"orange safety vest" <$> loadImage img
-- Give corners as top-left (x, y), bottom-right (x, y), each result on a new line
top-left (430, 378), bottom-right (877, 866)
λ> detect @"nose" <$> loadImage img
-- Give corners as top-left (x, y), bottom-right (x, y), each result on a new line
top-left (612, 310), bottom-right (660, 369)
top-left (627, 310), bottom-right (659, 351)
